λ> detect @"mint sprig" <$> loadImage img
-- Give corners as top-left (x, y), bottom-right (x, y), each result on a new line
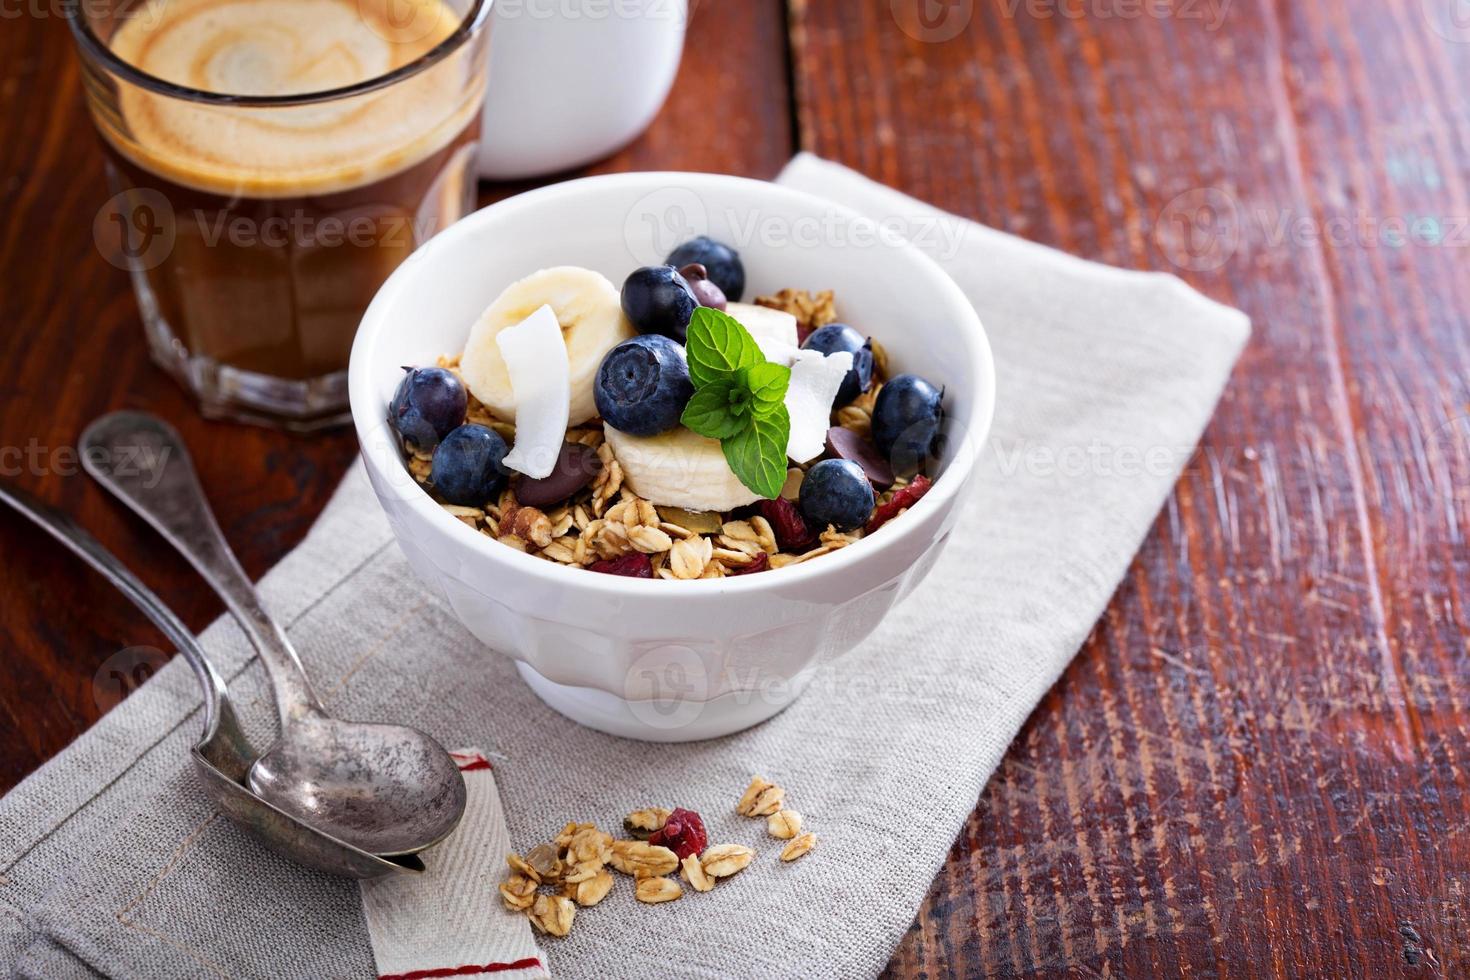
top-left (680, 308), bottom-right (791, 498)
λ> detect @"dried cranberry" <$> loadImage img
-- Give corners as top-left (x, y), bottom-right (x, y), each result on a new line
top-left (757, 497), bottom-right (816, 551)
top-left (729, 552), bottom-right (769, 575)
top-left (588, 553), bottom-right (653, 578)
top-left (865, 474), bottom-right (933, 534)
top-left (649, 807), bottom-right (707, 860)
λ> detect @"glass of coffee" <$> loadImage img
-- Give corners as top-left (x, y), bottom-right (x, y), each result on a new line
top-left (71, 0), bottom-right (493, 430)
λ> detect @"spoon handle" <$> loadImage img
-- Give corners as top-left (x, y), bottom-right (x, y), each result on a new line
top-left (0, 479), bottom-right (228, 734)
top-left (80, 412), bottom-right (321, 725)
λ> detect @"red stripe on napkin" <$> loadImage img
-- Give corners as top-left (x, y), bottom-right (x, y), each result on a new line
top-left (379, 956), bottom-right (542, 980)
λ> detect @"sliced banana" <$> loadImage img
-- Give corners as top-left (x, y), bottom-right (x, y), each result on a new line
top-left (728, 302), bottom-right (798, 356)
top-left (461, 266), bottom-right (635, 426)
top-left (604, 423), bottom-right (760, 513)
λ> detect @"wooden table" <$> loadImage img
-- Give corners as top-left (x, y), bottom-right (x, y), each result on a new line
top-left (3, 1), bottom-right (1466, 974)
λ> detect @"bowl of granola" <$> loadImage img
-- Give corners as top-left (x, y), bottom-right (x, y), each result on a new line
top-left (349, 172), bottom-right (994, 741)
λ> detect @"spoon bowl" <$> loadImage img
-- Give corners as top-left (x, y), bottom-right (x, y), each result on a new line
top-left (0, 480), bottom-right (423, 878)
top-left (80, 411), bottom-right (466, 859)
top-left (249, 714), bottom-right (467, 856)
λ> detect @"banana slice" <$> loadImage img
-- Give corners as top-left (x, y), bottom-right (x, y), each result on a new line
top-left (462, 267), bottom-right (636, 426)
top-left (604, 423), bottom-right (760, 513)
top-left (728, 302), bottom-right (798, 355)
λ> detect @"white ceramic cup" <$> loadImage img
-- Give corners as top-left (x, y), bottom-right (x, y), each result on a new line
top-left (476, 0), bottom-right (688, 180)
top-left (349, 172), bottom-right (996, 741)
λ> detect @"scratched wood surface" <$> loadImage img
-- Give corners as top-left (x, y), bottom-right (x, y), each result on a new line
top-left (3, 0), bottom-right (1467, 976)
top-left (789, 1), bottom-right (1470, 975)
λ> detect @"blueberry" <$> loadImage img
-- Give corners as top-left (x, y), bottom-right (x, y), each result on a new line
top-left (665, 236), bottom-right (745, 302)
top-left (622, 266), bottom-right (698, 342)
top-left (872, 374), bottom-right (944, 475)
top-left (799, 459), bottom-right (875, 533)
top-left (389, 366), bottom-right (467, 454)
top-left (801, 324), bottom-right (874, 407)
top-left (595, 335), bottom-right (695, 436)
top-left (431, 424), bottom-right (509, 506)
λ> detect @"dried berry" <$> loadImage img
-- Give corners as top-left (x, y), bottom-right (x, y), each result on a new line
top-left (865, 474), bottom-right (933, 534)
top-left (648, 807), bottom-right (708, 861)
top-left (728, 552), bottom-right (769, 576)
top-left (588, 553), bottom-right (654, 578)
top-left (757, 497), bottom-right (816, 552)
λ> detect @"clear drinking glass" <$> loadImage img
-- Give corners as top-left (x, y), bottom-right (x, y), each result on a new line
top-left (71, 0), bottom-right (493, 430)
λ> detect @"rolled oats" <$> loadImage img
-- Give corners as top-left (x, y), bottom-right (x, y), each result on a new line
top-left (628, 525), bottom-right (674, 555)
top-left (541, 538), bottom-right (578, 564)
top-left (623, 807), bottom-right (672, 839)
top-left (496, 533), bottom-right (528, 553)
top-left (528, 894), bottom-right (576, 937)
top-left (507, 851), bottom-right (542, 884)
top-left (748, 515), bottom-right (779, 555)
top-left (561, 826), bottom-right (613, 867)
top-left (608, 840), bottom-right (679, 877)
top-left (570, 868), bottom-right (614, 907)
top-left (767, 810), bottom-right (803, 840)
top-left (635, 876), bottom-right (682, 904)
top-left (499, 873), bottom-right (537, 911)
top-left (547, 507), bottom-right (575, 539)
top-left (780, 832), bottom-right (817, 862)
top-left (700, 844), bottom-right (754, 878)
top-left (441, 503), bottom-right (484, 527)
top-left (755, 288), bottom-right (837, 332)
top-left (680, 854), bottom-right (714, 893)
top-left (736, 777), bottom-right (785, 817)
top-left (591, 443), bottom-right (622, 513)
top-left (779, 467), bottom-right (805, 500)
top-left (836, 404), bottom-right (872, 438)
top-left (669, 535), bottom-right (713, 580)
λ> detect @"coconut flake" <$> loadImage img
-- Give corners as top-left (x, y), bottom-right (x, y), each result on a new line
top-left (496, 304), bottom-right (570, 479)
top-left (785, 349), bottom-right (853, 463)
top-left (729, 302), bottom-right (798, 353)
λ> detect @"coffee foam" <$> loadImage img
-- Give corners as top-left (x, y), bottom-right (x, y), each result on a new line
top-left (103, 0), bottom-right (480, 197)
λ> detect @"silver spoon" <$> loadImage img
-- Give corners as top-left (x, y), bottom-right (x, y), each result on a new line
top-left (0, 480), bottom-right (419, 878)
top-left (80, 411), bottom-right (466, 859)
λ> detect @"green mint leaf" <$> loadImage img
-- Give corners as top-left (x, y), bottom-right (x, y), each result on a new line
top-left (681, 382), bottom-right (747, 440)
top-left (685, 307), bottom-right (764, 387)
top-left (722, 412), bottom-right (790, 499)
top-left (743, 361), bottom-right (791, 418)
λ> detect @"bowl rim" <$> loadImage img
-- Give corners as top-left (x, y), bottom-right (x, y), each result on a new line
top-left (350, 171), bottom-right (996, 595)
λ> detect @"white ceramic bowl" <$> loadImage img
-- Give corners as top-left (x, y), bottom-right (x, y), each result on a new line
top-left (350, 172), bottom-right (995, 741)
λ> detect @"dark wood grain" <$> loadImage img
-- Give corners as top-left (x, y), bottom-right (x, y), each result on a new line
top-left (0, 0), bottom-right (791, 791)
top-left (787, 0), bottom-right (1470, 975)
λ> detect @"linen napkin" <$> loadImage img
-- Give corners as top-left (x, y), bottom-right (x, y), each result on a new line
top-left (359, 750), bottom-right (548, 980)
top-left (0, 154), bottom-right (1249, 979)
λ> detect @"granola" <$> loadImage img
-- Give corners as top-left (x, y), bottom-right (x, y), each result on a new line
top-left (389, 249), bottom-right (950, 579)
top-left (499, 778), bottom-right (816, 937)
